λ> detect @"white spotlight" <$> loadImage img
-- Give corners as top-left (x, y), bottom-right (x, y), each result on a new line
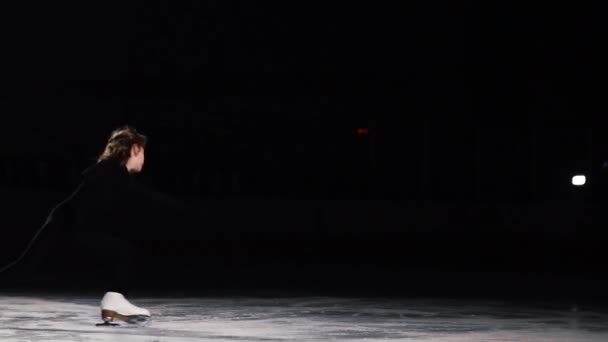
top-left (572, 175), bottom-right (586, 186)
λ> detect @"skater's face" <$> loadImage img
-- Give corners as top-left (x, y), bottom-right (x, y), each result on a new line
top-left (126, 144), bottom-right (145, 174)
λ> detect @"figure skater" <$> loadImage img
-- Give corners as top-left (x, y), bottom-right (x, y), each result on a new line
top-left (2, 125), bottom-right (189, 326)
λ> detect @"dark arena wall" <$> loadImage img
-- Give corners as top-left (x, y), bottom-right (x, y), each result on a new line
top-left (1, 114), bottom-right (606, 298)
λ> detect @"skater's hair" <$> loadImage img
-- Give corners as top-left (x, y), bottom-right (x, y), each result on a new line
top-left (98, 126), bottom-right (148, 165)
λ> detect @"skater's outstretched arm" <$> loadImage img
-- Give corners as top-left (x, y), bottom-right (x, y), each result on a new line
top-left (126, 177), bottom-right (190, 214)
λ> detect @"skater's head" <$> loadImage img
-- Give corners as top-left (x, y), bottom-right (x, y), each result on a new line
top-left (98, 126), bottom-right (147, 174)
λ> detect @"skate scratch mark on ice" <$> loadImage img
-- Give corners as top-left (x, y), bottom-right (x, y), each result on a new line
top-left (2, 328), bottom-right (93, 334)
top-left (2, 327), bottom-right (289, 342)
top-left (2, 327), bottom-right (203, 340)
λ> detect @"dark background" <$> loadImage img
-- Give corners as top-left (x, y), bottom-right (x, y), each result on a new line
top-left (0, 2), bottom-right (606, 299)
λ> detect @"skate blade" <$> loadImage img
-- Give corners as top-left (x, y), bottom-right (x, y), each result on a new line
top-left (100, 310), bottom-right (151, 327)
top-left (96, 321), bottom-right (120, 327)
top-left (96, 318), bottom-right (149, 327)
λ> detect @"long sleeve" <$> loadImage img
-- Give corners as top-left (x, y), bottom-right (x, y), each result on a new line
top-left (127, 178), bottom-right (183, 211)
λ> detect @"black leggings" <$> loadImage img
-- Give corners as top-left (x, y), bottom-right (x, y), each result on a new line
top-left (68, 231), bottom-right (136, 295)
top-left (15, 229), bottom-right (137, 295)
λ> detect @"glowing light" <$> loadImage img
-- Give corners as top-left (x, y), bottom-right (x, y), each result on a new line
top-left (355, 128), bottom-right (369, 136)
top-left (572, 175), bottom-right (586, 186)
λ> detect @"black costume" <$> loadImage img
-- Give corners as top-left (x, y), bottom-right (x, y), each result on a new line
top-left (8, 159), bottom-right (187, 294)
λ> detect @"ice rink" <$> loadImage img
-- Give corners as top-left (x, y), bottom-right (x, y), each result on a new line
top-left (1, 293), bottom-right (607, 341)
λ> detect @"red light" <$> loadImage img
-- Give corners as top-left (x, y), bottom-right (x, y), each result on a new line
top-left (355, 128), bottom-right (369, 136)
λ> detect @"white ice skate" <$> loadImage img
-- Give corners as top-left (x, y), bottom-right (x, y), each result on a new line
top-left (97, 292), bottom-right (151, 326)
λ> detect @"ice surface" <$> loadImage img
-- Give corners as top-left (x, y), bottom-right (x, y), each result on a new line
top-left (0, 294), bottom-right (607, 341)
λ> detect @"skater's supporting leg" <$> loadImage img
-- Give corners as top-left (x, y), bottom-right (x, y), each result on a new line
top-left (69, 231), bottom-right (137, 295)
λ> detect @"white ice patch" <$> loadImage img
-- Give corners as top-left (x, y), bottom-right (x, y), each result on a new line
top-left (0, 295), bottom-right (607, 341)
